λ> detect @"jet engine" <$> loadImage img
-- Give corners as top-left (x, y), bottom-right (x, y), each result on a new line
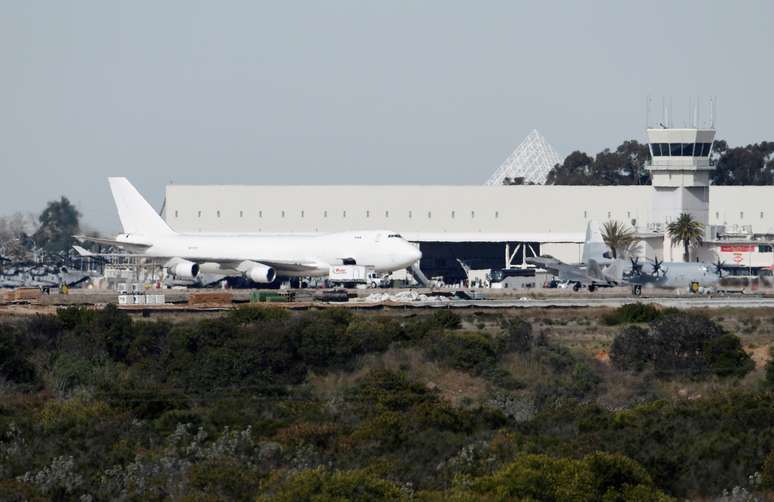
top-left (244, 262), bottom-right (276, 284)
top-left (170, 260), bottom-right (200, 280)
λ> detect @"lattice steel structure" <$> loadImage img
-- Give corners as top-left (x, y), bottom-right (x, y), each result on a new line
top-left (485, 130), bottom-right (563, 186)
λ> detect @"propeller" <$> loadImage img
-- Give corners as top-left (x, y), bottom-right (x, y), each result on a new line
top-left (629, 257), bottom-right (643, 275)
top-left (650, 256), bottom-right (664, 277)
top-left (714, 258), bottom-right (725, 278)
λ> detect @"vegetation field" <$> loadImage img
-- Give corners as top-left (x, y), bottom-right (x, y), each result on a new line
top-left (1, 303), bottom-right (774, 500)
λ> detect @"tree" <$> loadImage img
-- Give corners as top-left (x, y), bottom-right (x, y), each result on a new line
top-left (711, 140), bottom-right (774, 185)
top-left (32, 197), bottom-right (81, 255)
top-left (616, 139), bottom-right (652, 185)
top-left (666, 213), bottom-right (704, 262)
top-left (546, 151), bottom-right (594, 185)
top-left (601, 220), bottom-right (636, 259)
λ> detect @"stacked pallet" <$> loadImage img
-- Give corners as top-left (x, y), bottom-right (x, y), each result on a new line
top-left (188, 292), bottom-right (233, 305)
top-left (5, 288), bottom-right (43, 302)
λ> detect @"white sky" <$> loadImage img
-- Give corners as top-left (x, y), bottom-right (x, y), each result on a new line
top-left (1, 1), bottom-right (772, 232)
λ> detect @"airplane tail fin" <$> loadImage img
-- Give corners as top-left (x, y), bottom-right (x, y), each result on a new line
top-left (581, 220), bottom-right (610, 265)
top-left (602, 259), bottom-right (625, 284)
top-left (108, 178), bottom-right (175, 236)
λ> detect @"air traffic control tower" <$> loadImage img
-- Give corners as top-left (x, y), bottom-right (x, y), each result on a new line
top-left (646, 127), bottom-right (715, 259)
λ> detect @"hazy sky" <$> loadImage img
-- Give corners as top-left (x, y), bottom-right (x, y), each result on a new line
top-left (1, 1), bottom-right (772, 232)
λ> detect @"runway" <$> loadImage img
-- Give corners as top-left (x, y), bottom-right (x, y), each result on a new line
top-left (399, 295), bottom-right (774, 309)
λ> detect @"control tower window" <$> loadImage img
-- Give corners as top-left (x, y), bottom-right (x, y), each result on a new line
top-left (670, 143), bottom-right (682, 156)
top-left (702, 143), bottom-right (712, 156)
top-left (650, 143), bottom-right (661, 156)
top-left (682, 143), bottom-right (694, 156)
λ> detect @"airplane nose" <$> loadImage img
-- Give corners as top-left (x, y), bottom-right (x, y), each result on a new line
top-left (408, 245), bottom-right (422, 263)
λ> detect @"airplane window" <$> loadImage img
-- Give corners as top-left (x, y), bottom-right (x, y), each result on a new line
top-left (259, 210), bottom-right (262, 218)
top-left (324, 210), bottom-right (327, 218)
top-left (471, 210), bottom-right (475, 218)
top-left (301, 210), bottom-right (304, 218)
top-left (175, 210), bottom-right (179, 218)
top-left (366, 210), bottom-right (370, 218)
top-left (343, 210), bottom-right (347, 218)
top-left (427, 211), bottom-right (431, 218)
top-left (495, 211), bottom-right (499, 218)
top-left (670, 143), bottom-right (682, 156)
top-left (385, 210), bottom-right (389, 218)
top-left (197, 211), bottom-right (201, 218)
top-left (408, 210), bottom-right (412, 218)
top-left (239, 210), bottom-right (243, 218)
top-left (451, 210), bottom-right (455, 218)
top-left (217, 210), bottom-right (221, 218)
top-left (281, 210), bottom-right (285, 218)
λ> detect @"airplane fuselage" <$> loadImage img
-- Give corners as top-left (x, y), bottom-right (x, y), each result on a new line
top-left (116, 229), bottom-right (421, 277)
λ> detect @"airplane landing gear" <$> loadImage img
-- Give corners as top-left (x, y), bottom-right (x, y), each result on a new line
top-left (632, 285), bottom-right (642, 297)
top-left (573, 282), bottom-right (582, 292)
top-left (588, 284), bottom-right (597, 292)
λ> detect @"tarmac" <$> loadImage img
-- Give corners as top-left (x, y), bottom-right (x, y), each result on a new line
top-left (1, 286), bottom-right (774, 316)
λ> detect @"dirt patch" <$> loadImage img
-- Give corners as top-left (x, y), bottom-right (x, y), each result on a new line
top-left (747, 344), bottom-right (772, 369)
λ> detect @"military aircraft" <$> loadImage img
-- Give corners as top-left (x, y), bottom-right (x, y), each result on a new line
top-left (623, 256), bottom-right (723, 296)
top-left (526, 221), bottom-right (624, 292)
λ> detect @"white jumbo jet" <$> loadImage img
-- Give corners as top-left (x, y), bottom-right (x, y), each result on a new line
top-left (75, 178), bottom-right (422, 284)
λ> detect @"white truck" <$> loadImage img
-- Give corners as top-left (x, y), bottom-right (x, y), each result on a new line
top-left (328, 265), bottom-right (389, 288)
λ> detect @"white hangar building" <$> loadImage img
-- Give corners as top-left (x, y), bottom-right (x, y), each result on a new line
top-left (161, 127), bottom-right (774, 282)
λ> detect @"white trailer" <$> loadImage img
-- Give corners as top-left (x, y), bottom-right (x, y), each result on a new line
top-left (328, 265), bottom-right (387, 288)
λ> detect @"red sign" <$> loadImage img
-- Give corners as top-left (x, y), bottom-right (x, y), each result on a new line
top-left (720, 245), bottom-right (755, 253)
top-left (732, 253), bottom-right (744, 264)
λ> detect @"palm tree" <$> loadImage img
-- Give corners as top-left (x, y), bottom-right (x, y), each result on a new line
top-left (601, 220), bottom-right (636, 259)
top-left (666, 213), bottom-right (705, 262)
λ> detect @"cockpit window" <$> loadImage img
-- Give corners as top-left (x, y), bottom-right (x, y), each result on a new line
top-left (388, 234), bottom-right (403, 238)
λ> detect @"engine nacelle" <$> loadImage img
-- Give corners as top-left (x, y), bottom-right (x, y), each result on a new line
top-left (245, 263), bottom-right (276, 284)
top-left (171, 261), bottom-right (199, 280)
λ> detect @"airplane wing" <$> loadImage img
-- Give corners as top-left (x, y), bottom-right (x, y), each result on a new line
top-left (73, 235), bottom-right (152, 252)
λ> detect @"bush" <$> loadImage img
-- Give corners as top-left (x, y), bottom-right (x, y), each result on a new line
top-left (460, 452), bottom-right (672, 501)
top-left (765, 348), bottom-right (774, 388)
top-left (429, 310), bottom-right (461, 330)
top-left (602, 303), bottom-right (666, 325)
top-left (703, 334), bottom-right (754, 378)
top-left (425, 331), bottom-right (497, 374)
top-left (258, 467), bottom-right (406, 502)
top-left (227, 305), bottom-right (289, 324)
top-left (0, 325), bottom-right (38, 385)
top-left (650, 312), bottom-right (726, 378)
top-left (609, 325), bottom-right (652, 372)
top-left (500, 318), bottom-right (533, 353)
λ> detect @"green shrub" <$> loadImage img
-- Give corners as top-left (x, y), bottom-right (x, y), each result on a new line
top-left (429, 310), bottom-right (461, 330)
top-left (500, 318), bottom-right (533, 353)
top-left (650, 312), bottom-right (725, 378)
top-left (425, 331), bottom-right (497, 374)
top-left (460, 452), bottom-right (672, 501)
top-left (257, 467), bottom-right (406, 502)
top-left (227, 304), bottom-right (290, 324)
top-left (609, 325), bottom-right (652, 372)
top-left (762, 450), bottom-right (774, 490)
top-left (602, 303), bottom-right (666, 325)
top-left (703, 334), bottom-right (754, 378)
top-left (765, 348), bottom-right (774, 388)
top-left (0, 324), bottom-right (38, 385)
